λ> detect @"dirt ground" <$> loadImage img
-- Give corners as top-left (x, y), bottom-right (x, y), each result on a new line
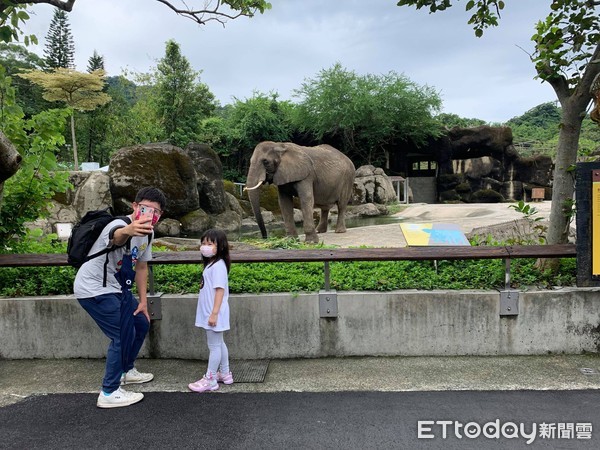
top-left (311, 201), bottom-right (557, 248)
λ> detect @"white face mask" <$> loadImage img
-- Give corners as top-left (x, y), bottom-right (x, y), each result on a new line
top-left (200, 245), bottom-right (216, 258)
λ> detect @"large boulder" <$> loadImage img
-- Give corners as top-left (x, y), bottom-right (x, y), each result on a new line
top-left (353, 165), bottom-right (396, 204)
top-left (72, 171), bottom-right (112, 218)
top-left (109, 143), bottom-right (199, 217)
top-left (512, 155), bottom-right (553, 186)
top-left (179, 209), bottom-right (212, 235)
top-left (453, 156), bottom-right (502, 180)
top-left (185, 143), bottom-right (227, 214)
top-left (448, 126), bottom-right (516, 162)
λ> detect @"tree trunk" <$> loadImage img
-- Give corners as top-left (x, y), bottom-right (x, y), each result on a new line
top-left (0, 131), bottom-right (22, 184)
top-left (70, 113), bottom-right (79, 171)
top-left (0, 131), bottom-right (23, 213)
top-left (546, 106), bottom-right (582, 246)
top-left (543, 42), bottom-right (600, 248)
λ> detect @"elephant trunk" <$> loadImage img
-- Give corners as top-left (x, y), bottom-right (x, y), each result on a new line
top-left (246, 164), bottom-right (268, 239)
top-left (248, 186), bottom-right (268, 239)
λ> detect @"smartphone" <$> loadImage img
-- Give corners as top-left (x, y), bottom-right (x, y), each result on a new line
top-left (136, 205), bottom-right (155, 223)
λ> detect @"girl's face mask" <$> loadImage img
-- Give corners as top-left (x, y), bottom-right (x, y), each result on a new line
top-left (200, 244), bottom-right (216, 258)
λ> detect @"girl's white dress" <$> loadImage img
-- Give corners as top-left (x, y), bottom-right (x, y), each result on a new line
top-left (195, 259), bottom-right (230, 331)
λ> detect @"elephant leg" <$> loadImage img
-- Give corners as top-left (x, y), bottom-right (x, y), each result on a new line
top-left (278, 192), bottom-right (298, 238)
top-left (316, 208), bottom-right (329, 234)
top-left (296, 183), bottom-right (318, 244)
top-left (334, 201), bottom-right (348, 233)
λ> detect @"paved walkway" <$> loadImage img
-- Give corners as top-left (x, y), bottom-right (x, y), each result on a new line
top-left (2, 355), bottom-right (600, 449)
top-left (2, 354), bottom-right (600, 404)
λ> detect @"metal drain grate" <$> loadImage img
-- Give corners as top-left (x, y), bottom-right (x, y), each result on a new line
top-left (230, 359), bottom-right (270, 383)
top-left (578, 367), bottom-right (600, 376)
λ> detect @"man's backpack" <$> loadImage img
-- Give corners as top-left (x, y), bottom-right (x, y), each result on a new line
top-left (67, 208), bottom-right (131, 268)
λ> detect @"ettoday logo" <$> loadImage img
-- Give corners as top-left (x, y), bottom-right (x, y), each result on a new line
top-left (417, 420), bottom-right (593, 444)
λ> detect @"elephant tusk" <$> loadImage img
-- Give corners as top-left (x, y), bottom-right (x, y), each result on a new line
top-left (244, 181), bottom-right (264, 191)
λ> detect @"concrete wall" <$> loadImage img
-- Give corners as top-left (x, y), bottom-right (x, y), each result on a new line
top-left (407, 177), bottom-right (436, 203)
top-left (2, 288), bottom-right (600, 359)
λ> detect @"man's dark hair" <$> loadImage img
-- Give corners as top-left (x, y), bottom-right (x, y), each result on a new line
top-left (135, 187), bottom-right (167, 210)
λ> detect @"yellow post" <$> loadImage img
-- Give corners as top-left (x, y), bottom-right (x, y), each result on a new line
top-left (593, 170), bottom-right (600, 275)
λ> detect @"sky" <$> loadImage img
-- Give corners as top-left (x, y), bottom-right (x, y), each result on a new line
top-left (21, 0), bottom-right (557, 123)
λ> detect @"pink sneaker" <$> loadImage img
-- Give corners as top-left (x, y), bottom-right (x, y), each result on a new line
top-left (188, 375), bottom-right (219, 393)
top-left (216, 371), bottom-right (234, 385)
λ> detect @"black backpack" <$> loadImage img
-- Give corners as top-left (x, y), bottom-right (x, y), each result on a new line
top-left (67, 208), bottom-right (132, 268)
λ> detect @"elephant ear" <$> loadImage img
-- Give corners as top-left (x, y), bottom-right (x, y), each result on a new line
top-left (273, 144), bottom-right (313, 185)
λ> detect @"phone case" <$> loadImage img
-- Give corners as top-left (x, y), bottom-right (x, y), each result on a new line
top-left (137, 205), bottom-right (154, 222)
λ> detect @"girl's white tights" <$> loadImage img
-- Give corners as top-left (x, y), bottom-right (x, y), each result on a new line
top-left (205, 329), bottom-right (230, 376)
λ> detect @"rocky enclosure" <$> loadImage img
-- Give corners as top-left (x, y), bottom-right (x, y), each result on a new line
top-left (40, 143), bottom-right (397, 239)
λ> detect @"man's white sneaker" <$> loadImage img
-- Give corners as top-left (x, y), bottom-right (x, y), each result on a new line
top-left (121, 367), bottom-right (154, 385)
top-left (97, 387), bottom-right (144, 408)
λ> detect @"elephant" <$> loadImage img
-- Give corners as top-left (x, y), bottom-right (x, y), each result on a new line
top-left (245, 141), bottom-right (356, 244)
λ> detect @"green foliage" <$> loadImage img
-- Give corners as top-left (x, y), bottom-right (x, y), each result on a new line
top-left (0, 67), bottom-right (71, 245)
top-left (154, 39), bottom-right (217, 147)
top-left (0, 255), bottom-right (576, 297)
top-left (0, 3), bottom-right (36, 45)
top-left (75, 75), bottom-right (148, 166)
top-left (396, 0), bottom-right (505, 37)
top-left (435, 113), bottom-right (486, 129)
top-left (0, 238), bottom-right (577, 297)
top-left (508, 102), bottom-right (600, 159)
top-left (0, 43), bottom-right (49, 116)
top-left (293, 63), bottom-right (443, 167)
top-left (507, 200), bottom-right (547, 244)
top-left (531, 1), bottom-right (600, 90)
top-left (202, 92), bottom-right (296, 180)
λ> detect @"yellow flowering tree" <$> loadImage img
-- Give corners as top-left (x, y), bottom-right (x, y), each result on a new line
top-left (17, 68), bottom-right (111, 170)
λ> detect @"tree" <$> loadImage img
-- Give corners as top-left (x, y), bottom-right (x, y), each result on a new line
top-left (153, 39), bottom-right (216, 147)
top-left (43, 8), bottom-right (74, 69)
top-left (86, 49), bottom-right (104, 72)
top-left (79, 50), bottom-right (107, 162)
top-left (17, 68), bottom-right (111, 170)
top-left (220, 92), bottom-right (295, 178)
top-left (294, 63), bottom-right (442, 168)
top-left (397, 0), bottom-right (600, 249)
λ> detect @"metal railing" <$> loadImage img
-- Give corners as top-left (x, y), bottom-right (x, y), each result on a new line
top-left (0, 244), bottom-right (577, 290)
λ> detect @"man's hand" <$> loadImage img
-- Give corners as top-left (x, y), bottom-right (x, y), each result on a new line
top-left (112, 217), bottom-right (152, 246)
top-left (129, 216), bottom-right (154, 237)
top-left (134, 302), bottom-right (150, 322)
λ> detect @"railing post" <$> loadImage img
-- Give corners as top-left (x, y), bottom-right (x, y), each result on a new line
top-left (499, 257), bottom-right (519, 316)
top-left (324, 261), bottom-right (330, 290)
top-left (147, 265), bottom-right (163, 320)
top-left (149, 265), bottom-right (155, 296)
top-left (319, 260), bottom-right (338, 318)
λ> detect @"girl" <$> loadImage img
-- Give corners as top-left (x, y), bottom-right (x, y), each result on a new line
top-left (188, 228), bottom-right (234, 392)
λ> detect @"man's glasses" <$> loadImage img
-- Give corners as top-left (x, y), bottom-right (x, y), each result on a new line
top-left (139, 204), bottom-right (163, 216)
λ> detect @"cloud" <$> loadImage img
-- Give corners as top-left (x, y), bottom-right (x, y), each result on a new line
top-left (22, 0), bottom-right (555, 122)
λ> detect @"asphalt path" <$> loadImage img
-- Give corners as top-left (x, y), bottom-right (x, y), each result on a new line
top-left (1, 390), bottom-right (599, 449)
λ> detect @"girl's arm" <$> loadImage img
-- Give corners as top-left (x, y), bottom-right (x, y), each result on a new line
top-left (208, 287), bottom-right (225, 327)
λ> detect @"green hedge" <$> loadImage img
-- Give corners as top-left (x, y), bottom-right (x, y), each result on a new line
top-left (0, 255), bottom-right (577, 297)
